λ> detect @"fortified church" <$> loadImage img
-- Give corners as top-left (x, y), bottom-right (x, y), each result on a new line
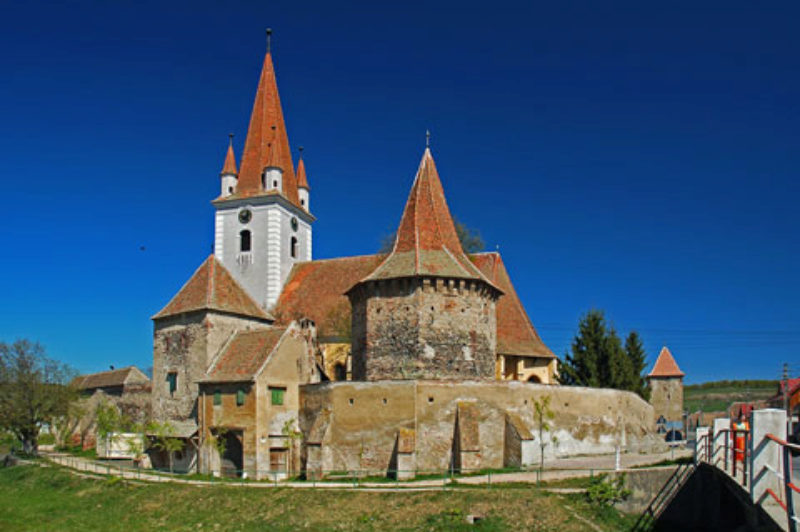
top-left (150, 38), bottom-right (660, 478)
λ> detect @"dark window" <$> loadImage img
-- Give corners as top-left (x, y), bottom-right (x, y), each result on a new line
top-left (240, 230), bottom-right (251, 252)
top-left (334, 363), bottom-right (347, 381)
top-left (270, 387), bottom-right (285, 406)
top-left (228, 186), bottom-right (234, 193)
top-left (236, 389), bottom-right (246, 406)
top-left (166, 372), bottom-right (177, 396)
top-left (300, 199), bottom-right (305, 206)
top-left (213, 390), bottom-right (221, 406)
top-left (273, 180), bottom-right (278, 188)
top-left (290, 236), bottom-right (298, 258)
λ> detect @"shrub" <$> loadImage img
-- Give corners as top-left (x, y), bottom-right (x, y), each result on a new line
top-left (586, 473), bottom-right (631, 506)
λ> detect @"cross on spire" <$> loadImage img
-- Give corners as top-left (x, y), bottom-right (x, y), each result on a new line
top-left (425, 129), bottom-right (431, 148)
top-left (266, 28), bottom-right (272, 54)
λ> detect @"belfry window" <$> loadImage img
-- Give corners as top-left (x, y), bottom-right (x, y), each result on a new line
top-left (240, 230), bottom-right (251, 252)
top-left (166, 372), bottom-right (177, 396)
top-left (290, 237), bottom-right (298, 258)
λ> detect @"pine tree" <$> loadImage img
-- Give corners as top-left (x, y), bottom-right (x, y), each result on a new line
top-left (624, 331), bottom-right (649, 400)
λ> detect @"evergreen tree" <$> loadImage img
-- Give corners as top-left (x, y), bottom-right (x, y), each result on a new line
top-left (559, 310), bottom-right (650, 399)
top-left (624, 331), bottom-right (649, 399)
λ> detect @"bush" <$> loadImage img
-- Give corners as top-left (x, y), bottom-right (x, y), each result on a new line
top-left (586, 473), bottom-right (631, 506)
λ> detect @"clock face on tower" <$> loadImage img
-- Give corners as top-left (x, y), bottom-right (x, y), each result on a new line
top-left (290, 217), bottom-right (298, 232)
top-left (238, 209), bottom-right (252, 224)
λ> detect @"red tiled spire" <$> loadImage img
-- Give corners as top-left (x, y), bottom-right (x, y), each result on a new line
top-left (236, 50), bottom-right (300, 205)
top-left (296, 156), bottom-right (310, 190)
top-left (220, 135), bottom-right (238, 176)
top-left (647, 346), bottom-right (685, 378)
top-left (360, 148), bottom-right (498, 287)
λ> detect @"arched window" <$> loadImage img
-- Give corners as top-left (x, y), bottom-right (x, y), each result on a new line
top-left (290, 236), bottom-right (298, 258)
top-left (240, 230), bottom-right (251, 252)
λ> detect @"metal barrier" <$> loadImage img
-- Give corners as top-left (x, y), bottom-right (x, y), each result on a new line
top-left (762, 434), bottom-right (799, 532)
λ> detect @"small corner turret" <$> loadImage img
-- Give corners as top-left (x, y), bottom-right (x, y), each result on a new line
top-left (220, 134), bottom-right (238, 198)
top-left (296, 148), bottom-right (310, 211)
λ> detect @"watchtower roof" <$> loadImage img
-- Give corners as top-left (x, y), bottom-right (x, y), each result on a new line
top-left (648, 346), bottom-right (685, 378)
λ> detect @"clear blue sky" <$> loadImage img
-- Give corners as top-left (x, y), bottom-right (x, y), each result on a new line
top-left (2, 0), bottom-right (798, 384)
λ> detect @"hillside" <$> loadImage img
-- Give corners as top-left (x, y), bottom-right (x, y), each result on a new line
top-left (684, 379), bottom-right (778, 413)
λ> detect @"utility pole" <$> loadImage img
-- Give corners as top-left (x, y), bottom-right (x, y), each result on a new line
top-left (784, 362), bottom-right (790, 435)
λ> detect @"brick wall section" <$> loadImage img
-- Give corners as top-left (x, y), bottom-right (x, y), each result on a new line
top-left (350, 277), bottom-right (497, 381)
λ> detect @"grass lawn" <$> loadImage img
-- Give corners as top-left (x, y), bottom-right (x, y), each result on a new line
top-left (0, 463), bottom-right (639, 531)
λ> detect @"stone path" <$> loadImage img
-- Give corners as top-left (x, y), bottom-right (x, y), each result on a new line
top-left (43, 449), bottom-right (691, 491)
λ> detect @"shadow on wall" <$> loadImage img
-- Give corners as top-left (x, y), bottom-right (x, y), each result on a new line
top-left (650, 463), bottom-right (780, 531)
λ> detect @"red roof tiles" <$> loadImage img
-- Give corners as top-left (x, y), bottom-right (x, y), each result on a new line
top-left (360, 149), bottom-right (496, 286)
top-left (648, 346), bottom-right (685, 378)
top-left (231, 51), bottom-right (301, 207)
top-left (220, 139), bottom-right (237, 176)
top-left (204, 328), bottom-right (287, 382)
top-left (73, 366), bottom-right (150, 390)
top-left (153, 255), bottom-right (272, 321)
top-left (296, 157), bottom-right (309, 190)
top-left (471, 252), bottom-right (555, 359)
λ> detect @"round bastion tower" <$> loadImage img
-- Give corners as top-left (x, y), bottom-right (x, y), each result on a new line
top-left (347, 148), bottom-right (502, 381)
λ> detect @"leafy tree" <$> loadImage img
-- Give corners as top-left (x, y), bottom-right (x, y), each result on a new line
top-left (0, 339), bottom-right (77, 455)
top-left (378, 218), bottom-right (485, 254)
top-left (559, 310), bottom-right (649, 399)
top-left (533, 395), bottom-right (557, 471)
top-left (147, 421), bottom-right (184, 474)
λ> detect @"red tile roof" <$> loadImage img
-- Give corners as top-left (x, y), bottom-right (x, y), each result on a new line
top-left (204, 328), bottom-right (287, 382)
top-left (220, 137), bottom-right (237, 176)
top-left (471, 252), bottom-right (555, 358)
top-left (228, 51), bottom-right (301, 208)
top-left (153, 255), bottom-right (272, 321)
top-left (73, 366), bottom-right (149, 390)
top-left (274, 252), bottom-right (554, 359)
top-left (296, 157), bottom-right (310, 190)
top-left (359, 149), bottom-right (496, 287)
top-left (274, 255), bottom-right (387, 338)
top-left (648, 346), bottom-right (685, 378)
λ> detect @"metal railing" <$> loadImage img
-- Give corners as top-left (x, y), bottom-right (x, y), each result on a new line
top-left (762, 434), bottom-right (799, 532)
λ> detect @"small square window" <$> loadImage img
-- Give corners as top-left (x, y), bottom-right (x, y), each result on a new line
top-left (213, 390), bottom-right (221, 406)
top-left (270, 387), bottom-right (285, 406)
top-left (236, 389), bottom-right (246, 406)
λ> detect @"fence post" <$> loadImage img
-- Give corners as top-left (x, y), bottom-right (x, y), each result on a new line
top-left (750, 409), bottom-right (786, 506)
top-left (783, 445), bottom-right (797, 532)
top-left (712, 418), bottom-right (729, 468)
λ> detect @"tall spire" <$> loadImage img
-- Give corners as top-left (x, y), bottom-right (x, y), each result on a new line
top-left (236, 33), bottom-right (300, 205)
top-left (359, 148), bottom-right (498, 288)
top-left (220, 134), bottom-right (238, 176)
top-left (296, 148), bottom-right (310, 190)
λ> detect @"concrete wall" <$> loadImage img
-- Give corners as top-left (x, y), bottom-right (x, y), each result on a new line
top-left (350, 278), bottom-right (497, 381)
top-left (649, 376), bottom-right (683, 423)
top-left (299, 380), bottom-right (658, 476)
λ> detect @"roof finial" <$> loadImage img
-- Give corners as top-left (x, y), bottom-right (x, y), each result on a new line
top-left (266, 28), bottom-right (272, 54)
top-left (228, 133), bottom-right (234, 147)
top-left (425, 129), bottom-right (431, 148)
top-left (298, 145), bottom-right (304, 156)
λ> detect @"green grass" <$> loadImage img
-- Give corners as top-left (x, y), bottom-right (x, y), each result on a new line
top-left (684, 379), bottom-right (777, 413)
top-left (0, 463), bottom-right (639, 531)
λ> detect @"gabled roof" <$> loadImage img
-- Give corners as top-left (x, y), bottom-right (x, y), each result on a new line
top-left (229, 51), bottom-right (301, 207)
top-left (648, 346), bottom-right (685, 378)
top-left (274, 252), bottom-right (553, 359)
top-left (73, 366), bottom-right (149, 390)
top-left (204, 328), bottom-right (287, 382)
top-left (153, 256), bottom-right (272, 321)
top-left (274, 255), bottom-right (387, 338)
top-left (296, 157), bottom-right (310, 190)
top-left (471, 253), bottom-right (555, 359)
top-left (357, 149), bottom-right (496, 288)
top-left (220, 137), bottom-right (237, 176)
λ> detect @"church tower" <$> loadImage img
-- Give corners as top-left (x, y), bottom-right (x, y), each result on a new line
top-left (212, 37), bottom-right (313, 310)
top-left (647, 346), bottom-right (685, 425)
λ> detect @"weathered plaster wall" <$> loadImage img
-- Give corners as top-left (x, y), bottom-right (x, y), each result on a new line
top-left (350, 278), bottom-right (497, 381)
top-left (152, 311), bottom-right (270, 423)
top-left (300, 380), bottom-right (659, 476)
top-left (649, 377), bottom-right (683, 422)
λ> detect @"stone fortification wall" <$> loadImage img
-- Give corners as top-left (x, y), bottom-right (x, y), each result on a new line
top-left (649, 377), bottom-right (683, 422)
top-left (299, 380), bottom-right (659, 475)
top-left (350, 278), bottom-right (496, 381)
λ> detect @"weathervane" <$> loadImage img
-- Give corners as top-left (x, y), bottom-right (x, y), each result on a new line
top-left (266, 28), bottom-right (272, 53)
top-left (426, 129), bottom-right (431, 148)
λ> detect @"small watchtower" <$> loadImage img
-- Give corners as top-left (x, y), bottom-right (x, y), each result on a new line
top-left (647, 346), bottom-right (685, 424)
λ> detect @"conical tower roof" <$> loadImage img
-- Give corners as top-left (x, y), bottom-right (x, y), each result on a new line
top-left (358, 149), bottom-right (498, 289)
top-left (647, 346), bottom-right (685, 378)
top-left (220, 137), bottom-right (238, 176)
top-left (296, 156), bottom-right (310, 190)
top-left (235, 50), bottom-right (300, 206)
